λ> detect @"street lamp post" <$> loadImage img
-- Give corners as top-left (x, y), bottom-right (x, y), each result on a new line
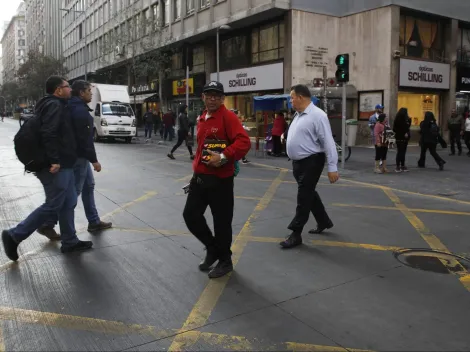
top-left (216, 25), bottom-right (231, 82)
top-left (60, 8), bottom-right (87, 81)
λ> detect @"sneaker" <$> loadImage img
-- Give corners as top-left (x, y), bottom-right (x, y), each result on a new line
top-left (374, 168), bottom-right (383, 174)
top-left (199, 249), bottom-right (218, 271)
top-left (190, 155), bottom-right (195, 161)
top-left (242, 158), bottom-right (250, 164)
top-left (401, 166), bottom-right (409, 172)
top-left (2, 230), bottom-right (19, 261)
top-left (167, 153), bottom-right (175, 160)
top-left (208, 259), bottom-right (233, 279)
top-left (37, 225), bottom-right (61, 241)
top-left (395, 167), bottom-right (402, 173)
top-left (61, 240), bottom-right (93, 253)
top-left (87, 221), bottom-right (112, 233)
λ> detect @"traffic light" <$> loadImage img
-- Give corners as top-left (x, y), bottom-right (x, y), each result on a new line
top-left (335, 54), bottom-right (349, 83)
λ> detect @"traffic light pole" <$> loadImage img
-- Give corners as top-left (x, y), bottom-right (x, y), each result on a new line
top-left (341, 83), bottom-right (346, 170)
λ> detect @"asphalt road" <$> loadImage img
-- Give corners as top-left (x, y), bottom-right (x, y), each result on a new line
top-left (1, 117), bottom-right (470, 351)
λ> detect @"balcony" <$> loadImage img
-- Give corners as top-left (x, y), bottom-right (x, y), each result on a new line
top-left (400, 44), bottom-right (446, 62)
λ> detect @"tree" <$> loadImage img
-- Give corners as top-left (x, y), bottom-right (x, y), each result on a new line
top-left (16, 50), bottom-right (68, 102)
top-left (0, 81), bottom-right (23, 110)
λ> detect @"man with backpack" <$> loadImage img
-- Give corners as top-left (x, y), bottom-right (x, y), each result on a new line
top-left (2, 76), bottom-right (93, 261)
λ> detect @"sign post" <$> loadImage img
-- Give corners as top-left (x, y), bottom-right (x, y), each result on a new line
top-left (323, 66), bottom-right (328, 112)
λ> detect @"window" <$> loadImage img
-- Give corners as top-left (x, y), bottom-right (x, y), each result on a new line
top-left (200, 0), bottom-right (210, 9)
top-left (163, 0), bottom-right (169, 25)
top-left (173, 0), bottom-right (181, 20)
top-left (172, 51), bottom-right (183, 70)
top-left (192, 45), bottom-right (205, 73)
top-left (152, 4), bottom-right (160, 29)
top-left (221, 35), bottom-right (248, 70)
top-left (399, 14), bottom-right (443, 61)
top-left (398, 92), bottom-right (440, 129)
top-left (18, 39), bottom-right (26, 46)
top-left (457, 28), bottom-right (470, 63)
top-left (252, 21), bottom-right (285, 64)
top-left (186, 0), bottom-right (194, 14)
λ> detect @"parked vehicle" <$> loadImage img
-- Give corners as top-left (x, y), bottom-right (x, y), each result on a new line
top-left (89, 84), bottom-right (136, 143)
top-left (19, 109), bottom-right (34, 127)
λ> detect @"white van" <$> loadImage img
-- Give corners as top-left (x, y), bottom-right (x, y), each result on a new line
top-left (89, 84), bottom-right (136, 143)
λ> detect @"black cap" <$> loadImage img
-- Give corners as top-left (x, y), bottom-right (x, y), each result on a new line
top-left (203, 81), bottom-right (224, 94)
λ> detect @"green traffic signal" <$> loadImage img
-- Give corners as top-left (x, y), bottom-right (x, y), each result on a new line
top-left (335, 53), bottom-right (349, 82)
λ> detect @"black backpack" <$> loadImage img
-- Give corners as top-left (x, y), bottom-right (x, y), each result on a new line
top-left (430, 122), bottom-right (439, 138)
top-left (14, 114), bottom-right (48, 172)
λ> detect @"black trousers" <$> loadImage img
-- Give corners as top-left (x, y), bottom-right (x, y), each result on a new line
top-left (272, 135), bottom-right (282, 155)
top-left (288, 153), bottom-right (331, 234)
top-left (449, 130), bottom-right (462, 154)
top-left (396, 141), bottom-right (408, 167)
top-left (464, 132), bottom-right (470, 152)
top-left (418, 143), bottom-right (444, 167)
top-left (183, 175), bottom-right (234, 260)
top-left (375, 145), bottom-right (388, 161)
top-left (171, 130), bottom-right (193, 155)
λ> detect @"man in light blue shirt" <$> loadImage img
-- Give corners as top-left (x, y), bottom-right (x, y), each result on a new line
top-left (281, 84), bottom-right (339, 249)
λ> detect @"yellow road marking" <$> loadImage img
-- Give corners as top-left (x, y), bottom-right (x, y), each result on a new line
top-left (0, 305), bottom-right (368, 352)
top-left (236, 177), bottom-right (370, 188)
top-left (332, 203), bottom-right (470, 216)
top-left (100, 191), bottom-right (158, 221)
top-left (174, 192), bottom-right (262, 201)
top-left (176, 174), bottom-right (193, 182)
top-left (0, 306), bottom-right (174, 339)
top-left (247, 236), bottom-right (401, 251)
top-left (248, 162), bottom-right (289, 171)
top-left (381, 188), bottom-right (470, 291)
top-left (168, 169), bottom-right (287, 351)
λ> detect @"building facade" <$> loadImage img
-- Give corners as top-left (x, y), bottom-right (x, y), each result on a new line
top-left (1, 2), bottom-right (27, 83)
top-left (62, 0), bottom-right (470, 137)
top-left (25, 0), bottom-right (63, 59)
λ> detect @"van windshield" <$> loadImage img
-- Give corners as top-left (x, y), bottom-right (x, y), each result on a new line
top-left (102, 103), bottom-right (133, 116)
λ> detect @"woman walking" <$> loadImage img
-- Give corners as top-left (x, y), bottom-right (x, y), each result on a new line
top-left (168, 105), bottom-right (194, 160)
top-left (393, 108), bottom-right (411, 172)
top-left (271, 112), bottom-right (288, 156)
top-left (417, 111), bottom-right (446, 170)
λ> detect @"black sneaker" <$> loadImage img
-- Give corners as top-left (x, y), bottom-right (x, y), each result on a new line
top-left (61, 240), bottom-right (93, 253)
top-left (87, 221), bottom-right (112, 233)
top-left (208, 259), bottom-right (233, 279)
top-left (2, 230), bottom-right (19, 261)
top-left (167, 153), bottom-right (175, 160)
top-left (37, 225), bottom-right (61, 240)
top-left (242, 158), bottom-right (250, 164)
top-left (190, 155), bottom-right (195, 160)
top-left (199, 249), bottom-right (218, 271)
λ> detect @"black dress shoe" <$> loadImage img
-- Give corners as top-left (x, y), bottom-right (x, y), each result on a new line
top-left (279, 233), bottom-right (302, 249)
top-left (2, 230), bottom-right (19, 261)
top-left (208, 259), bottom-right (233, 279)
top-left (199, 250), bottom-right (218, 271)
top-left (308, 222), bottom-right (334, 234)
top-left (61, 240), bottom-right (93, 253)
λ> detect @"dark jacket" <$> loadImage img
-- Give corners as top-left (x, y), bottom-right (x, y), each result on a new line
top-left (69, 96), bottom-right (98, 163)
top-left (36, 95), bottom-right (77, 168)
top-left (419, 120), bottom-right (440, 145)
top-left (448, 114), bottom-right (463, 134)
top-left (393, 117), bottom-right (411, 141)
top-left (143, 111), bottom-right (154, 124)
top-left (178, 112), bottom-right (190, 133)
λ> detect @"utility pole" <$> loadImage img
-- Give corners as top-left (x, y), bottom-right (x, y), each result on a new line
top-left (322, 66), bottom-right (328, 112)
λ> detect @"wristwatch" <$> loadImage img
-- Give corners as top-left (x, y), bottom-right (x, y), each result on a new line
top-left (219, 153), bottom-right (228, 166)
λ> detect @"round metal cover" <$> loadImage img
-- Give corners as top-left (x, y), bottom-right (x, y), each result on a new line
top-left (393, 248), bottom-right (470, 274)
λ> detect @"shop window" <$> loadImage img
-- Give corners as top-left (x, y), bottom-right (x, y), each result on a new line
top-left (398, 92), bottom-right (440, 129)
top-left (399, 14), bottom-right (443, 61)
top-left (252, 21), bottom-right (284, 64)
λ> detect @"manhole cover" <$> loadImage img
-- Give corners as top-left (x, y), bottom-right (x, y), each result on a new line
top-left (393, 249), bottom-right (470, 274)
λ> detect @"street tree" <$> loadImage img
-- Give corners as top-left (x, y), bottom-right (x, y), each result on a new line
top-left (0, 81), bottom-right (23, 111)
top-left (16, 50), bottom-right (68, 102)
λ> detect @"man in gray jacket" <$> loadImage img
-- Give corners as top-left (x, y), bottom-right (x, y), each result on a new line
top-left (167, 104), bottom-right (194, 160)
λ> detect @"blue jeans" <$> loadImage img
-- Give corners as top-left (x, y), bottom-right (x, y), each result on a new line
top-left (9, 169), bottom-right (79, 247)
top-left (44, 158), bottom-right (100, 227)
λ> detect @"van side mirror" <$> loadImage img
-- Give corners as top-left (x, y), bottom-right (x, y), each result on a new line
top-left (95, 104), bottom-right (100, 116)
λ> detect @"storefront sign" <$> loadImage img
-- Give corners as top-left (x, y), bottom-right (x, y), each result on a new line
top-left (399, 58), bottom-right (450, 90)
top-left (131, 82), bottom-right (157, 94)
top-left (172, 78), bottom-right (194, 96)
top-left (210, 62), bottom-right (283, 93)
top-left (457, 65), bottom-right (470, 92)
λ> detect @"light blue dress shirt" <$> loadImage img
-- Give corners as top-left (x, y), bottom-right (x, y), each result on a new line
top-left (286, 103), bottom-right (338, 173)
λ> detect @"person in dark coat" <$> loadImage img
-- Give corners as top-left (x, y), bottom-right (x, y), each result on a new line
top-left (167, 104), bottom-right (194, 160)
top-left (418, 111), bottom-right (446, 170)
top-left (143, 109), bottom-right (154, 140)
top-left (393, 107), bottom-right (411, 172)
top-left (447, 108), bottom-right (463, 156)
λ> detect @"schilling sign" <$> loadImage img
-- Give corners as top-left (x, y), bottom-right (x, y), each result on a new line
top-left (210, 62), bottom-right (284, 93)
top-left (399, 58), bottom-right (450, 90)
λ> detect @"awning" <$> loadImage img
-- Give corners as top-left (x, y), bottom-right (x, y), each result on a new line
top-left (253, 94), bottom-right (319, 111)
top-left (144, 94), bottom-right (160, 103)
top-left (130, 93), bottom-right (158, 104)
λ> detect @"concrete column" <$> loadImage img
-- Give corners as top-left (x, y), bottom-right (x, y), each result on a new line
top-left (283, 11), bottom-right (293, 93)
top-left (388, 5), bottom-right (400, 125)
top-left (442, 19), bottom-right (459, 130)
top-left (204, 39), bottom-right (216, 83)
